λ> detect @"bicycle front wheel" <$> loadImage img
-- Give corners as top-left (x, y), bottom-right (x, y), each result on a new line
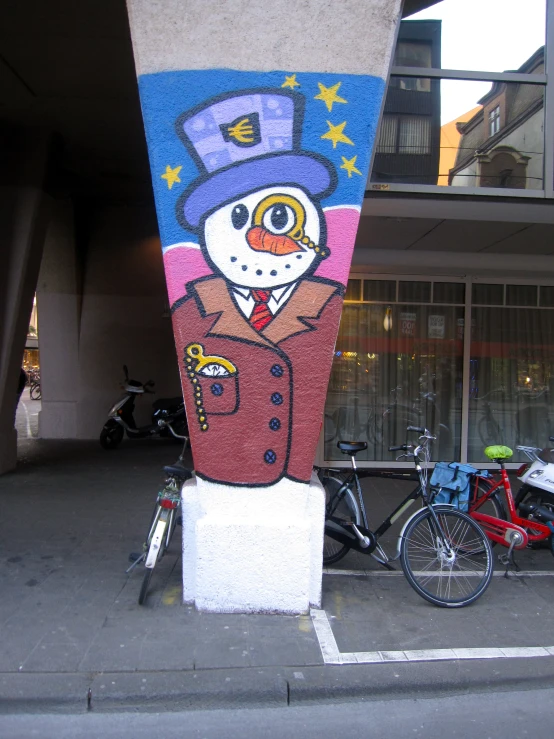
top-left (400, 507), bottom-right (493, 608)
top-left (138, 567), bottom-right (153, 605)
top-left (323, 476), bottom-right (362, 566)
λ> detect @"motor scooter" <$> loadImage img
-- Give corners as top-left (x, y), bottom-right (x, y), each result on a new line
top-left (100, 365), bottom-right (188, 449)
top-left (514, 438), bottom-right (554, 535)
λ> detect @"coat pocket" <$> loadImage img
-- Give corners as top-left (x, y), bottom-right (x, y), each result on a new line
top-left (196, 374), bottom-right (239, 415)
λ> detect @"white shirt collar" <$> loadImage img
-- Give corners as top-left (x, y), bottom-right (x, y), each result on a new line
top-left (231, 282), bottom-right (297, 318)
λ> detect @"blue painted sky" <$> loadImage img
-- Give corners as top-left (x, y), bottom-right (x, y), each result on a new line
top-left (138, 69), bottom-right (385, 249)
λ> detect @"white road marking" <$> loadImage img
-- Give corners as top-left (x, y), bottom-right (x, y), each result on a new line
top-left (21, 401), bottom-right (32, 438)
top-left (310, 609), bottom-right (341, 664)
top-left (324, 568), bottom-right (554, 577)
top-left (310, 609), bottom-right (554, 666)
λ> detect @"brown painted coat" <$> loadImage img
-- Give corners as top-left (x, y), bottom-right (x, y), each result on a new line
top-left (171, 276), bottom-right (343, 486)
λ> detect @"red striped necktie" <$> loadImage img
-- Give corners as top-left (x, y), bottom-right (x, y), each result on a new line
top-left (249, 289), bottom-right (273, 331)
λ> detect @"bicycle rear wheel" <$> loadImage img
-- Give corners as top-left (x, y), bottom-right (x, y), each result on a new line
top-left (323, 476), bottom-right (362, 566)
top-left (138, 507), bottom-right (169, 605)
top-left (400, 507), bottom-right (493, 608)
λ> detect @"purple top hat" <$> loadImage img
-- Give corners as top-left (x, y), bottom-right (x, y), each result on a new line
top-left (175, 89), bottom-right (336, 232)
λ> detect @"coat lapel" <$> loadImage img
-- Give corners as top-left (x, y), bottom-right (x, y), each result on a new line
top-left (193, 276), bottom-right (339, 347)
top-left (263, 280), bottom-right (338, 344)
top-left (194, 277), bottom-right (273, 347)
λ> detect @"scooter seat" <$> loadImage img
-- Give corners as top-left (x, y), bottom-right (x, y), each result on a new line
top-left (538, 448), bottom-right (554, 464)
top-left (163, 465), bottom-right (192, 481)
top-left (152, 397), bottom-right (183, 412)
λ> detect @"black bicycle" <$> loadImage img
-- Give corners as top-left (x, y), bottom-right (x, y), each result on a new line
top-left (318, 426), bottom-right (493, 608)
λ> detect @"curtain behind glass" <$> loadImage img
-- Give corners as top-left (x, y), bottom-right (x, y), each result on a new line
top-left (325, 303), bottom-right (463, 462)
top-left (469, 303), bottom-right (554, 462)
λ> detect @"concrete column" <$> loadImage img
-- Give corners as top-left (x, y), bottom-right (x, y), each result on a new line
top-left (126, 0), bottom-right (402, 612)
top-left (0, 125), bottom-right (52, 474)
top-left (36, 200), bottom-right (81, 438)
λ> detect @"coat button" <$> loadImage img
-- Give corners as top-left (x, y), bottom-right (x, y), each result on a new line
top-left (270, 364), bottom-right (284, 377)
top-left (269, 417), bottom-right (281, 431)
top-left (264, 450), bottom-right (277, 464)
top-left (271, 392), bottom-right (283, 405)
top-left (211, 383), bottom-right (224, 396)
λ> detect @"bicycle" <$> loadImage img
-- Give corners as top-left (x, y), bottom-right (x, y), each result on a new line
top-left (27, 369), bottom-right (41, 400)
top-left (318, 426), bottom-right (493, 608)
top-left (468, 444), bottom-right (554, 570)
top-left (366, 387), bottom-right (452, 457)
top-left (127, 428), bottom-right (192, 605)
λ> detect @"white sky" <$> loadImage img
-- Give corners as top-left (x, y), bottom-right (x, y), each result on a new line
top-left (406, 0), bottom-right (546, 123)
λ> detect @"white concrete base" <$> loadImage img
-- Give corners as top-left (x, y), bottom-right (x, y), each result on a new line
top-left (181, 473), bottom-right (325, 614)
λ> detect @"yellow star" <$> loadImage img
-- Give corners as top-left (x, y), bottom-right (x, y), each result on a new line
top-left (320, 120), bottom-right (354, 149)
top-left (161, 164), bottom-right (182, 190)
top-left (282, 74), bottom-right (300, 90)
top-left (314, 81), bottom-right (347, 112)
top-left (340, 155), bottom-right (363, 178)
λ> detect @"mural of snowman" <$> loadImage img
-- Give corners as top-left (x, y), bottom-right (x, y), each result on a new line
top-left (171, 88), bottom-right (344, 487)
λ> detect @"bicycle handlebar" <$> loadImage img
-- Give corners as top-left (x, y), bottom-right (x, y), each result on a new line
top-left (389, 444), bottom-right (411, 452)
top-left (406, 425), bottom-right (425, 434)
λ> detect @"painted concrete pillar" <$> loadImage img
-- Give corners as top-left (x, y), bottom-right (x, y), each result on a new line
top-left (36, 200), bottom-right (81, 439)
top-left (0, 126), bottom-right (52, 473)
top-left (127, 0), bottom-right (401, 612)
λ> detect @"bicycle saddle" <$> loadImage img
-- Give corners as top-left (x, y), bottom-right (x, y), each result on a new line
top-left (337, 441), bottom-right (368, 455)
top-left (163, 465), bottom-right (192, 481)
top-left (484, 445), bottom-right (513, 461)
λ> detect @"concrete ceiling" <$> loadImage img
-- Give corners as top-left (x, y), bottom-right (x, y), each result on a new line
top-left (0, 0), bottom-right (149, 200)
top-left (356, 216), bottom-right (554, 255)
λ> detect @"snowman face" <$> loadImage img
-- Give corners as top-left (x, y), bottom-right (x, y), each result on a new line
top-left (203, 186), bottom-right (322, 289)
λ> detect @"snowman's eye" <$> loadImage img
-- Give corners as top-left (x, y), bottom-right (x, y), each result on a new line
top-left (263, 204), bottom-right (296, 235)
top-left (231, 204), bottom-right (249, 230)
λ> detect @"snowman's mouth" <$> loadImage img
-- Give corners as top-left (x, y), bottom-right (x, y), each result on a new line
top-left (246, 226), bottom-right (305, 256)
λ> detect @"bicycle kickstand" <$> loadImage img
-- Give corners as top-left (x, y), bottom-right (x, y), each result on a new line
top-left (498, 535), bottom-right (522, 578)
top-left (125, 552), bottom-right (146, 574)
top-left (371, 543), bottom-right (396, 572)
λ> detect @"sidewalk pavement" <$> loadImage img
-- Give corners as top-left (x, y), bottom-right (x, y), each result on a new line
top-left (1, 437), bottom-right (554, 713)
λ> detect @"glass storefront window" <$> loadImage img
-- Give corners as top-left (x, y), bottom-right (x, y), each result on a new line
top-left (469, 303), bottom-right (554, 462)
top-left (325, 278), bottom-right (554, 467)
top-left (325, 280), bottom-right (464, 463)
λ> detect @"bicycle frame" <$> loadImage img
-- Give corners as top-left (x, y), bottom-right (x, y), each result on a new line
top-left (322, 433), bottom-right (456, 564)
top-left (469, 468), bottom-right (552, 547)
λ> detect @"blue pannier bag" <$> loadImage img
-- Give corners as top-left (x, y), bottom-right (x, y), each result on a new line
top-left (430, 462), bottom-right (480, 512)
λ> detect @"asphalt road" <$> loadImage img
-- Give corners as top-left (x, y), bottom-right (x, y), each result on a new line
top-left (1, 686), bottom-right (550, 738)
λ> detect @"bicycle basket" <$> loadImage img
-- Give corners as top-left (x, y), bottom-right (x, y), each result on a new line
top-left (430, 462), bottom-right (479, 512)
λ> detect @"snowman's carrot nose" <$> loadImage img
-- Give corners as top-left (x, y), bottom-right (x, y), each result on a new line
top-left (246, 226), bottom-right (304, 256)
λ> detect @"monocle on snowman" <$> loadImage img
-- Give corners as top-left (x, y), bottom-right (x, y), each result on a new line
top-left (171, 87), bottom-right (343, 487)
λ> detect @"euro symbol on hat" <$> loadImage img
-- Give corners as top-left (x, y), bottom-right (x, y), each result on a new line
top-left (220, 113), bottom-right (261, 148)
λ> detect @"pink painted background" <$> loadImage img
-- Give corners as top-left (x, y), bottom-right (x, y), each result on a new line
top-left (163, 206), bottom-right (360, 306)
